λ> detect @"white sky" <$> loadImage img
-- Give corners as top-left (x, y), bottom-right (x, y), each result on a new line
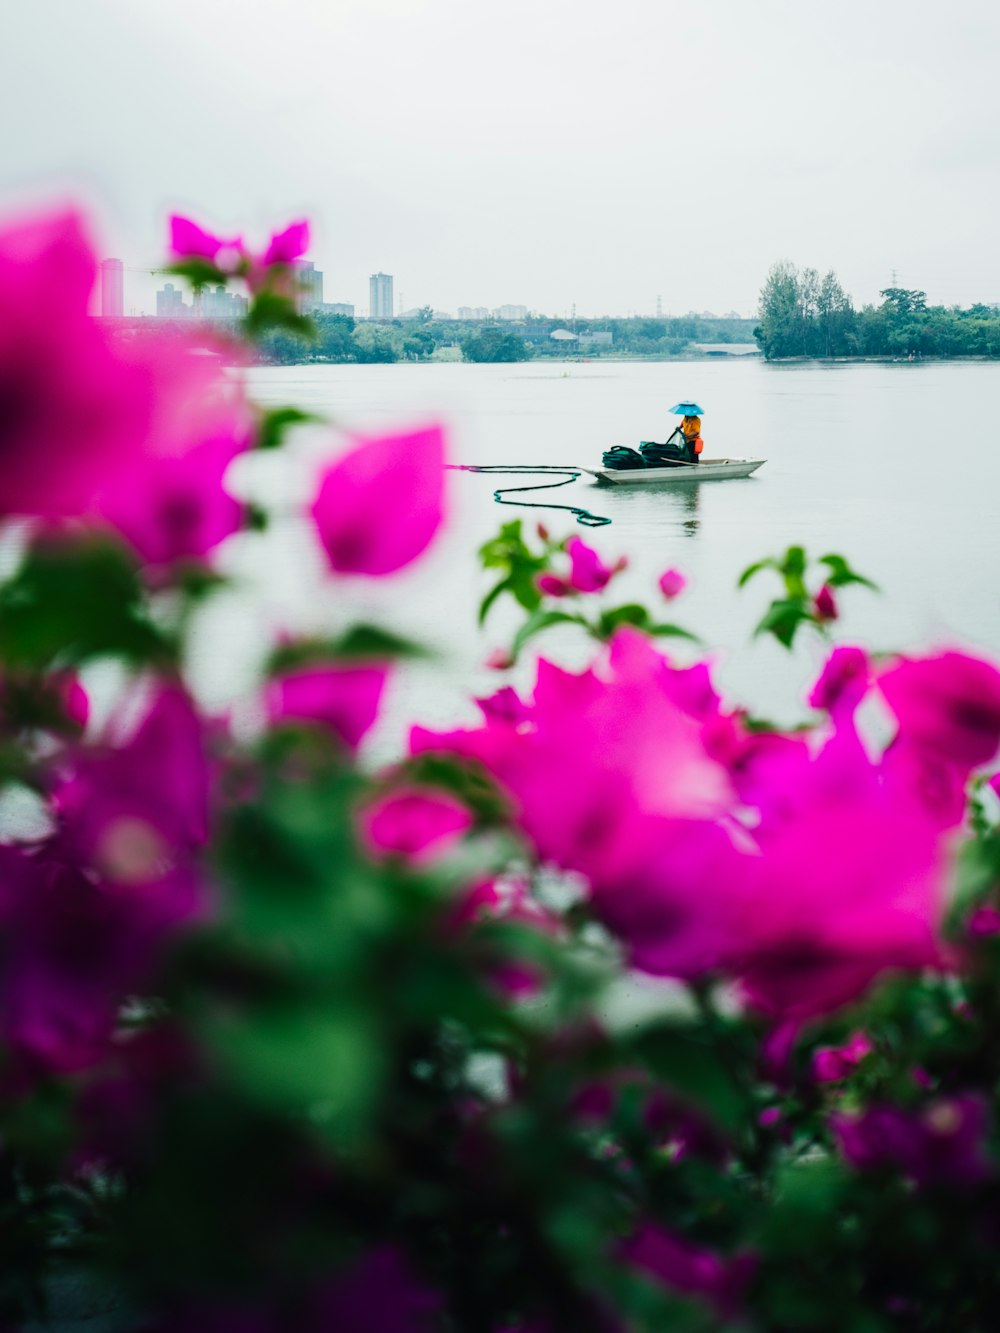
top-left (3, 0), bottom-right (1000, 317)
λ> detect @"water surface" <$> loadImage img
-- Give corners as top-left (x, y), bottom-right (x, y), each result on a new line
top-left (203, 359), bottom-right (1000, 746)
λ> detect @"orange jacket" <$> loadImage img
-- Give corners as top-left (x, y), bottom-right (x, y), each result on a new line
top-left (680, 415), bottom-right (701, 439)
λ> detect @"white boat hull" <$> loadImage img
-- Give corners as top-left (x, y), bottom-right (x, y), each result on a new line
top-left (593, 458), bottom-right (765, 485)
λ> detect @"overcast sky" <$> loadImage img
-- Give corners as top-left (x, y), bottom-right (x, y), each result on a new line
top-left (3, 0), bottom-right (1000, 317)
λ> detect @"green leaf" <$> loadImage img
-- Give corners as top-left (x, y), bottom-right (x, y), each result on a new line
top-left (632, 1024), bottom-right (746, 1134)
top-left (511, 608), bottom-right (585, 658)
top-left (478, 519), bottom-right (527, 569)
top-left (479, 576), bottom-right (512, 626)
top-left (266, 624), bottom-right (429, 674)
top-left (256, 405), bottom-right (319, 451)
top-left (0, 535), bottom-right (170, 669)
top-left (780, 545), bottom-right (807, 580)
top-left (595, 603), bottom-right (650, 638)
top-left (737, 557), bottom-right (775, 589)
top-left (753, 598), bottom-right (813, 649)
top-left (244, 291), bottom-right (315, 339)
top-left (162, 257), bottom-right (227, 289)
top-left (648, 621), bottom-right (699, 641)
top-left (819, 552), bottom-right (880, 591)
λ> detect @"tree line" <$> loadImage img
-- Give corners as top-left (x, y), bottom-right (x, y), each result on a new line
top-left (755, 261), bottom-right (1000, 360)
top-left (254, 311), bottom-right (758, 365)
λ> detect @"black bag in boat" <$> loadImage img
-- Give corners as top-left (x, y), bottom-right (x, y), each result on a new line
top-left (601, 445), bottom-right (646, 470)
top-left (639, 439), bottom-right (688, 468)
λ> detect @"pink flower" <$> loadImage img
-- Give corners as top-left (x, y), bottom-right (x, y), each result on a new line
top-left (55, 683), bottom-right (210, 928)
top-left (485, 647), bottom-right (514, 671)
top-left (566, 536), bottom-right (619, 593)
top-left (94, 423), bottom-right (248, 570)
top-left (832, 1095), bottom-right (990, 1188)
top-left (619, 1223), bottom-right (755, 1321)
top-left (311, 426), bottom-right (446, 575)
top-left (359, 787), bottom-right (472, 862)
top-left (0, 668), bottom-right (88, 735)
top-left (261, 219), bottom-right (309, 267)
top-left (808, 645), bottom-right (870, 716)
top-left (968, 905), bottom-right (1000, 937)
top-left (813, 1030), bottom-right (874, 1082)
top-left (266, 663), bottom-right (387, 751)
top-left (451, 878), bottom-right (557, 997)
top-left (735, 801), bottom-right (946, 1019)
top-left (169, 214), bottom-right (308, 281)
top-left (813, 583), bottom-right (838, 621)
top-left (168, 215), bottom-right (241, 265)
top-left (0, 848), bottom-right (146, 1072)
top-left (414, 629), bottom-right (731, 888)
top-left (879, 649), bottom-right (1000, 769)
top-left (658, 567), bottom-right (686, 599)
top-left (413, 629), bottom-right (740, 979)
top-left (310, 1247), bottom-right (441, 1333)
top-left (475, 685), bottom-right (531, 726)
top-left (536, 572), bottom-right (571, 597)
top-left (0, 208), bottom-right (159, 518)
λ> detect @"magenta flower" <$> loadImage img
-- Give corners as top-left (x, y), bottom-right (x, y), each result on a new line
top-left (566, 536), bottom-right (622, 593)
top-left (168, 214), bottom-right (241, 266)
top-left (0, 208), bottom-right (163, 518)
top-left (261, 219), bottom-right (309, 267)
top-left (450, 878), bottom-right (558, 997)
top-left (310, 1247), bottom-right (441, 1333)
top-left (620, 1222), bottom-right (755, 1321)
top-left (169, 214), bottom-right (308, 283)
top-left (734, 801), bottom-right (946, 1019)
top-left (475, 684), bottom-right (531, 727)
top-left (413, 630), bottom-right (741, 979)
top-left (813, 1030), bottom-right (874, 1082)
top-left (808, 645), bottom-right (870, 716)
top-left (485, 647), bottom-right (515, 671)
top-left (536, 572), bottom-right (571, 597)
top-left (56, 683), bottom-right (210, 928)
top-left (879, 649), bottom-right (1000, 769)
top-left (969, 904), bottom-right (1000, 936)
top-left (359, 787), bottom-right (472, 863)
top-left (881, 736), bottom-right (970, 830)
top-left (0, 668), bottom-right (89, 735)
top-left (832, 1095), bottom-right (991, 1188)
top-left (658, 567), bottom-right (687, 599)
top-left (813, 583), bottom-right (838, 621)
top-left (266, 663), bottom-right (388, 752)
top-left (413, 630), bottom-right (731, 888)
top-left (0, 847), bottom-right (145, 1072)
top-left (311, 426), bottom-right (446, 575)
top-left (94, 423), bottom-right (249, 570)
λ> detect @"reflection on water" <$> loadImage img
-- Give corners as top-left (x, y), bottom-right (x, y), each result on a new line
top-left (229, 358), bottom-right (1000, 733)
top-left (594, 480), bottom-right (703, 535)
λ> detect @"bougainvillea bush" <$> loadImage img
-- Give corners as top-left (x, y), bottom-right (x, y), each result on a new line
top-left (4, 208), bottom-right (1000, 1333)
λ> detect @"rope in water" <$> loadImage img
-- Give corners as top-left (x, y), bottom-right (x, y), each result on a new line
top-left (446, 464), bottom-right (612, 527)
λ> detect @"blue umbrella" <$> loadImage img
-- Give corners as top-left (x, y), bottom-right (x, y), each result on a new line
top-left (669, 401), bottom-right (705, 415)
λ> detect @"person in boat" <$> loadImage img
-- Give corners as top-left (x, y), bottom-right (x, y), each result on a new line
top-left (665, 412), bottom-right (703, 463)
top-left (679, 413), bottom-right (703, 463)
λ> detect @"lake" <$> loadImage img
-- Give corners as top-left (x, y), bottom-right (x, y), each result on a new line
top-left (200, 358), bottom-right (1000, 751)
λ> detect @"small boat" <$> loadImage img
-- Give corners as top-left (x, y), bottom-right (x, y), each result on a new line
top-left (592, 457), bottom-right (765, 485)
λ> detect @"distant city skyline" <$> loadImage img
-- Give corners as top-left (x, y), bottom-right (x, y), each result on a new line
top-left (108, 256), bottom-right (755, 322)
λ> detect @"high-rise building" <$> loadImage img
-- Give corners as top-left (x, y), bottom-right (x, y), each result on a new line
top-left (494, 304), bottom-right (528, 321)
top-left (458, 306), bottom-right (491, 319)
top-left (193, 285), bottom-right (249, 320)
top-left (156, 282), bottom-right (188, 318)
top-left (294, 260), bottom-right (324, 313)
top-left (369, 272), bottom-right (394, 320)
top-left (100, 258), bottom-right (124, 317)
